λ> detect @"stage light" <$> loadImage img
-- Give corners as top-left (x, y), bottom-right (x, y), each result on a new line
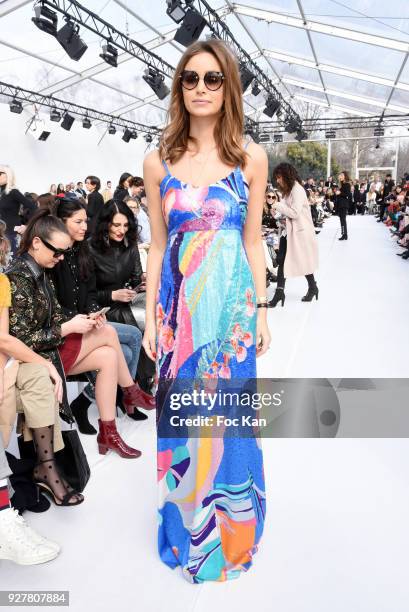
top-left (295, 128), bottom-right (308, 142)
top-left (239, 63), bottom-right (255, 93)
top-left (32, 5), bottom-right (58, 36)
top-left (131, 131), bottom-right (138, 139)
top-left (325, 129), bottom-right (336, 139)
top-left (166, 0), bottom-right (186, 23)
top-left (284, 116), bottom-right (301, 134)
top-left (374, 127), bottom-right (384, 136)
top-left (273, 133), bottom-right (283, 143)
top-left (82, 117), bottom-right (91, 129)
top-left (50, 107), bottom-right (61, 122)
top-left (39, 131), bottom-right (51, 141)
top-left (100, 42), bottom-right (118, 68)
top-left (9, 99), bottom-right (23, 114)
top-left (142, 67), bottom-right (170, 100)
top-left (61, 112), bottom-right (75, 131)
top-left (251, 80), bottom-right (261, 96)
top-left (258, 132), bottom-right (270, 143)
top-left (108, 124), bottom-right (116, 135)
top-left (122, 129), bottom-right (132, 143)
top-left (174, 8), bottom-right (206, 47)
top-left (144, 134), bottom-right (153, 143)
top-left (263, 96), bottom-right (280, 118)
top-left (56, 19), bottom-right (88, 61)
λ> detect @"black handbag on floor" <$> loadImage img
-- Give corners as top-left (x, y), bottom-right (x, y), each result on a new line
top-left (18, 428), bottom-right (90, 493)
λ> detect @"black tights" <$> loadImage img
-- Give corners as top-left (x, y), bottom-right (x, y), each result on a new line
top-left (276, 235), bottom-right (317, 291)
top-left (32, 425), bottom-right (83, 504)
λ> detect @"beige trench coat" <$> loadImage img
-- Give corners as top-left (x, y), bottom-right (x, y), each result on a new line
top-left (275, 182), bottom-right (319, 278)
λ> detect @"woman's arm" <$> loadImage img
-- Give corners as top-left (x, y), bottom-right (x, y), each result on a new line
top-left (242, 143), bottom-right (270, 357)
top-left (142, 151), bottom-right (168, 358)
top-left (275, 183), bottom-right (303, 219)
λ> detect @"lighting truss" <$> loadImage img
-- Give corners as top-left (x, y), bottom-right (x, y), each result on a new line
top-left (187, 0), bottom-right (302, 127)
top-left (0, 81), bottom-right (161, 137)
top-left (38, 0), bottom-right (174, 79)
top-left (258, 113), bottom-right (409, 134)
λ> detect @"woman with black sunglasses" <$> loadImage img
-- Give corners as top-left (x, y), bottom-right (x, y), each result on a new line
top-left (143, 39), bottom-right (270, 582)
top-left (7, 209), bottom-right (142, 463)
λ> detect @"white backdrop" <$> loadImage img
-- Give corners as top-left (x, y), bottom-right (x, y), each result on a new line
top-left (0, 105), bottom-right (151, 194)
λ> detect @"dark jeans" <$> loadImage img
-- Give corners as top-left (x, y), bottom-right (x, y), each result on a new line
top-left (338, 206), bottom-right (348, 237)
top-left (378, 203), bottom-right (387, 220)
top-left (276, 235), bottom-right (316, 290)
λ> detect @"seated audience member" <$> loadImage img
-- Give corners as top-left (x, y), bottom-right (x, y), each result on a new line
top-left (50, 198), bottom-right (154, 432)
top-left (7, 210), bottom-right (142, 460)
top-left (124, 196), bottom-right (151, 245)
top-left (0, 272), bottom-right (81, 507)
top-left (0, 426), bottom-right (60, 564)
top-left (90, 200), bottom-right (155, 393)
top-left (113, 173), bottom-right (132, 203)
top-left (0, 165), bottom-right (37, 256)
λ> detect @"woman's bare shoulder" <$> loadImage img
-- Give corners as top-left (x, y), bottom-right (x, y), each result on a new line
top-left (143, 149), bottom-right (166, 185)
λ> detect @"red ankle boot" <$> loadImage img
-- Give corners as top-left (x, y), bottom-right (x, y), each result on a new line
top-left (97, 419), bottom-right (142, 459)
top-left (121, 383), bottom-right (156, 412)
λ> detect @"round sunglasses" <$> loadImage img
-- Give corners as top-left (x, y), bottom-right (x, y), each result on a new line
top-left (180, 70), bottom-right (225, 91)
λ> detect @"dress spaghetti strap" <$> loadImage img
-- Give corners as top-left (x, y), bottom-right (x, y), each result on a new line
top-left (161, 159), bottom-right (171, 175)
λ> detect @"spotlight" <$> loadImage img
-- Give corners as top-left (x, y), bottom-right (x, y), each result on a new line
top-left (50, 107), bottom-right (61, 122)
top-left (142, 67), bottom-right (170, 100)
top-left (273, 133), bottom-right (283, 143)
top-left (174, 8), bottom-right (206, 47)
top-left (38, 131), bottom-right (51, 141)
top-left (325, 129), bottom-right (336, 139)
top-left (295, 128), bottom-right (308, 142)
top-left (263, 96), bottom-right (280, 118)
top-left (9, 99), bottom-right (23, 114)
top-left (166, 0), bottom-right (186, 23)
top-left (251, 80), bottom-right (261, 96)
top-left (284, 115), bottom-right (301, 134)
top-left (258, 132), bottom-right (270, 143)
top-left (56, 19), bottom-right (88, 61)
top-left (122, 128), bottom-right (132, 143)
top-left (374, 126), bottom-right (384, 137)
top-left (100, 42), bottom-right (118, 68)
top-left (82, 117), bottom-right (92, 129)
top-left (61, 112), bottom-right (75, 131)
top-left (32, 5), bottom-right (58, 35)
top-left (144, 134), bottom-right (153, 143)
top-left (131, 131), bottom-right (138, 139)
top-left (239, 63), bottom-right (255, 93)
top-left (108, 124), bottom-right (116, 135)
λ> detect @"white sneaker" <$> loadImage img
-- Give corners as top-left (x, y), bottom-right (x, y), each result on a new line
top-left (0, 508), bottom-right (59, 565)
top-left (12, 510), bottom-right (60, 553)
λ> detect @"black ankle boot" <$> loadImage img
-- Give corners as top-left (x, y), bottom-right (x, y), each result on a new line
top-left (268, 288), bottom-right (285, 308)
top-left (70, 393), bottom-right (96, 435)
top-left (116, 387), bottom-right (148, 421)
top-left (339, 235), bottom-right (346, 241)
top-left (301, 285), bottom-right (319, 302)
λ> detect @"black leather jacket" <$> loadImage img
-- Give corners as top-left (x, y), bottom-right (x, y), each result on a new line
top-left (89, 241), bottom-right (143, 326)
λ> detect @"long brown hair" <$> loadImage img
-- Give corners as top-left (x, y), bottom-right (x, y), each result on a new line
top-left (159, 39), bottom-right (248, 169)
top-left (273, 163), bottom-right (302, 196)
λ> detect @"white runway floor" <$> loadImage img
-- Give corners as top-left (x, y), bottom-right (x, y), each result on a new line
top-left (2, 215), bottom-right (409, 611)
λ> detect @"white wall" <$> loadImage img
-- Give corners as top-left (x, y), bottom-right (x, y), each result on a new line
top-left (0, 105), bottom-right (151, 194)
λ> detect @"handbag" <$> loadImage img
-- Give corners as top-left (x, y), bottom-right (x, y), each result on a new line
top-left (18, 427), bottom-right (90, 493)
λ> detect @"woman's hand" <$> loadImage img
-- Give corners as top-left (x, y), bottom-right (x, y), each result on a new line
top-left (67, 314), bottom-right (96, 334)
top-left (44, 362), bottom-right (63, 403)
top-left (142, 319), bottom-right (157, 361)
top-left (112, 289), bottom-right (136, 302)
top-left (255, 315), bottom-right (271, 357)
top-left (88, 312), bottom-right (106, 329)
